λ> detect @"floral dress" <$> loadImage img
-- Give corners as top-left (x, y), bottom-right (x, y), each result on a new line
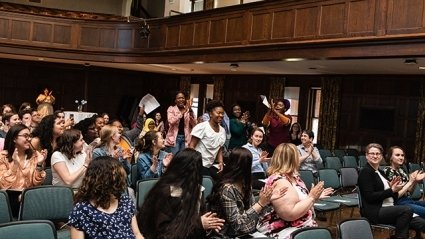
top-left (256, 173), bottom-right (317, 239)
top-left (68, 194), bottom-right (136, 239)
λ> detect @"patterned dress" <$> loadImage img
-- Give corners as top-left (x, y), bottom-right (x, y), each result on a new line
top-left (68, 194), bottom-right (136, 239)
top-left (256, 173), bottom-right (317, 239)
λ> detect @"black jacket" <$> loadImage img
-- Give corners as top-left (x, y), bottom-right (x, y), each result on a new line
top-left (358, 163), bottom-right (399, 223)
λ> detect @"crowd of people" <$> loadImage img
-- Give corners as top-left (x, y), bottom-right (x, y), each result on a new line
top-left (1, 90), bottom-right (424, 239)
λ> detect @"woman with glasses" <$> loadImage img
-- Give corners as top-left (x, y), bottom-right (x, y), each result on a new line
top-left (0, 124), bottom-right (47, 190)
top-left (358, 143), bottom-right (425, 239)
top-left (383, 146), bottom-right (425, 218)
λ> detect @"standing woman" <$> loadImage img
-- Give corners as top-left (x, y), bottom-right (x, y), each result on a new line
top-left (243, 128), bottom-right (269, 189)
top-left (92, 125), bottom-right (131, 174)
top-left (189, 100), bottom-right (226, 178)
top-left (228, 104), bottom-right (248, 150)
top-left (165, 92), bottom-right (197, 155)
top-left (261, 98), bottom-right (292, 154)
top-left (289, 123), bottom-right (302, 146)
top-left (51, 129), bottom-right (92, 189)
top-left (358, 143), bottom-right (425, 239)
top-left (136, 130), bottom-right (172, 180)
top-left (383, 146), bottom-right (425, 218)
top-left (31, 114), bottom-right (65, 167)
top-left (208, 147), bottom-right (283, 238)
top-left (137, 148), bottom-right (224, 239)
top-left (36, 87), bottom-right (55, 119)
top-left (68, 156), bottom-right (144, 239)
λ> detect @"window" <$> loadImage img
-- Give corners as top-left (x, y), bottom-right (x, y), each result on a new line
top-left (307, 88), bottom-right (321, 144)
top-left (284, 87), bottom-right (300, 124)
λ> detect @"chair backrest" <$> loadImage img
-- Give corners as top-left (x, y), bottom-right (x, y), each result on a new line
top-left (318, 168), bottom-right (341, 190)
top-left (130, 163), bottom-right (139, 189)
top-left (340, 167), bottom-right (358, 188)
top-left (290, 227), bottom-right (332, 239)
top-left (136, 178), bottom-right (158, 210)
top-left (410, 183), bottom-right (423, 200)
top-left (299, 170), bottom-right (315, 191)
top-left (338, 217), bottom-right (373, 239)
top-left (0, 190), bottom-right (13, 223)
top-left (42, 168), bottom-right (53, 185)
top-left (334, 149), bottom-right (346, 160)
top-left (319, 149), bottom-right (332, 161)
top-left (324, 156), bottom-right (342, 171)
top-left (343, 155), bottom-right (358, 168)
top-left (0, 220), bottom-right (57, 239)
top-left (408, 163), bottom-right (422, 173)
top-left (18, 185), bottom-right (74, 221)
top-left (346, 148), bottom-right (359, 158)
top-left (358, 155), bottom-right (367, 168)
top-left (202, 176), bottom-right (214, 199)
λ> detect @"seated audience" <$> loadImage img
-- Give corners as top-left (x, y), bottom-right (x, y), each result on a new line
top-left (137, 148), bottom-right (224, 239)
top-left (208, 147), bottom-right (286, 238)
top-left (358, 143), bottom-right (425, 239)
top-left (51, 129), bottom-right (92, 189)
top-left (297, 130), bottom-right (322, 177)
top-left (257, 143), bottom-right (333, 239)
top-left (136, 130), bottom-right (172, 180)
top-left (242, 128), bottom-right (269, 189)
top-left (92, 125), bottom-right (131, 174)
top-left (73, 116), bottom-right (99, 148)
top-left (68, 156), bottom-right (144, 239)
top-left (289, 122), bottom-right (302, 145)
top-left (383, 146), bottom-right (425, 218)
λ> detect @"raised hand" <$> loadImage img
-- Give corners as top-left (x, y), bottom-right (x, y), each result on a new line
top-left (163, 153), bottom-right (173, 167)
top-left (260, 151), bottom-right (269, 162)
top-left (309, 181), bottom-right (325, 201)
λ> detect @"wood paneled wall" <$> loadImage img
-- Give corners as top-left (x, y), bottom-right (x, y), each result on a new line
top-left (2, 0), bottom-right (425, 63)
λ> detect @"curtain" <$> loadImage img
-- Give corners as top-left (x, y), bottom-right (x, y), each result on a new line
top-left (179, 76), bottom-right (191, 96)
top-left (414, 81), bottom-right (425, 163)
top-left (269, 77), bottom-right (285, 99)
top-left (317, 77), bottom-right (341, 150)
top-left (213, 76), bottom-right (225, 101)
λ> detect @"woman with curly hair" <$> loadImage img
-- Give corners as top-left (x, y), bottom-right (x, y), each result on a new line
top-left (208, 147), bottom-right (285, 238)
top-left (69, 156), bottom-right (144, 239)
top-left (137, 148), bottom-right (224, 239)
top-left (31, 114), bottom-right (65, 167)
top-left (51, 129), bottom-right (92, 189)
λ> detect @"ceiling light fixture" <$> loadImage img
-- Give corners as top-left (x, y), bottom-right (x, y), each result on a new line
top-left (284, 58), bottom-right (305, 62)
top-left (404, 58), bottom-right (417, 65)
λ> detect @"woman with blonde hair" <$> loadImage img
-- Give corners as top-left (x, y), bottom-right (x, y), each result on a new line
top-left (257, 143), bottom-right (333, 239)
top-left (92, 125), bottom-right (131, 174)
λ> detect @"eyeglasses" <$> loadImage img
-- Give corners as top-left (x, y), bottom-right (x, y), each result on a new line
top-left (367, 152), bottom-right (382, 156)
top-left (17, 134), bottom-right (32, 139)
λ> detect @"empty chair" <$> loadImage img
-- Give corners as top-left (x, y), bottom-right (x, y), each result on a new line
top-left (136, 178), bottom-right (158, 210)
top-left (0, 220), bottom-right (57, 239)
top-left (324, 156), bottom-right (342, 171)
top-left (410, 183), bottom-right (423, 201)
top-left (334, 149), bottom-right (346, 160)
top-left (340, 167), bottom-right (358, 197)
top-left (0, 190), bottom-right (13, 223)
top-left (318, 168), bottom-right (341, 191)
top-left (299, 170), bottom-right (315, 191)
top-left (342, 155), bottom-right (358, 168)
top-left (202, 176), bottom-right (213, 199)
top-left (346, 148), bottom-right (359, 158)
top-left (318, 149), bottom-right (332, 161)
top-left (18, 185), bottom-right (73, 221)
top-left (338, 217), bottom-right (373, 239)
top-left (358, 155), bottom-right (367, 169)
top-left (290, 227), bottom-right (332, 239)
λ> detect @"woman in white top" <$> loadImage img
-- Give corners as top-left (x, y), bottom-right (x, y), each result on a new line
top-left (51, 129), bottom-right (92, 189)
top-left (189, 100), bottom-right (226, 180)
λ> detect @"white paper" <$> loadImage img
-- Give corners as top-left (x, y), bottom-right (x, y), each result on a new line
top-left (260, 95), bottom-right (270, 108)
top-left (139, 93), bottom-right (160, 114)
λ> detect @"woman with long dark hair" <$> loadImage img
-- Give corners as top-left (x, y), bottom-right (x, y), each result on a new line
top-left (208, 147), bottom-right (284, 238)
top-left (137, 148), bottom-right (224, 239)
